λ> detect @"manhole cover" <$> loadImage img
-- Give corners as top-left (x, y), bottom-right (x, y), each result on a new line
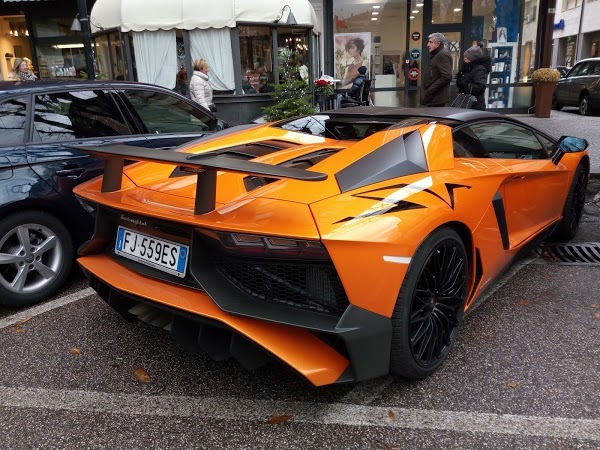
top-left (536, 242), bottom-right (600, 265)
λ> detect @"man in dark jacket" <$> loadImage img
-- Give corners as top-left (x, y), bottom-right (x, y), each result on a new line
top-left (456, 46), bottom-right (492, 110)
top-left (422, 32), bottom-right (453, 107)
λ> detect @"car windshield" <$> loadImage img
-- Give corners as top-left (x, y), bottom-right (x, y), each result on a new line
top-left (273, 115), bottom-right (432, 140)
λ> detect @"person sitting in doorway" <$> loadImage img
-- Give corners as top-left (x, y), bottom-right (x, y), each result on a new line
top-left (349, 66), bottom-right (368, 99)
top-left (341, 65), bottom-right (368, 106)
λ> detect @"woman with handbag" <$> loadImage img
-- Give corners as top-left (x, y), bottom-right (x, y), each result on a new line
top-left (455, 46), bottom-right (491, 110)
top-left (189, 59), bottom-right (217, 112)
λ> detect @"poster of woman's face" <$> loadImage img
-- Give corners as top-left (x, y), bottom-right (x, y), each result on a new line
top-left (334, 32), bottom-right (371, 88)
top-left (497, 27), bottom-right (507, 42)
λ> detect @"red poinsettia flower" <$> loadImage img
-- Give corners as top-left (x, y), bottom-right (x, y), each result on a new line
top-left (314, 79), bottom-right (334, 95)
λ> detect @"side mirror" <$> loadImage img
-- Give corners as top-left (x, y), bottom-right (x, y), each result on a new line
top-left (558, 136), bottom-right (588, 151)
top-left (553, 136), bottom-right (588, 165)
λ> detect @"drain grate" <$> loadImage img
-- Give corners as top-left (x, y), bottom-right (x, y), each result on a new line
top-left (536, 242), bottom-right (600, 265)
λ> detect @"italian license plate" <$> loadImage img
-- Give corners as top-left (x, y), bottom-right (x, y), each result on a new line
top-left (115, 226), bottom-right (189, 277)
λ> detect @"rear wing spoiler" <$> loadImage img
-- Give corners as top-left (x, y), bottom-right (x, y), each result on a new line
top-left (74, 144), bottom-right (327, 214)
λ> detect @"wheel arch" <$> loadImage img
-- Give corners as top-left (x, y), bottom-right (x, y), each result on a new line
top-left (579, 154), bottom-right (591, 175)
top-left (439, 221), bottom-right (473, 263)
top-left (435, 220), bottom-right (476, 302)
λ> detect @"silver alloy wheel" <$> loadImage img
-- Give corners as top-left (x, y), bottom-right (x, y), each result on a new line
top-left (0, 223), bottom-right (64, 295)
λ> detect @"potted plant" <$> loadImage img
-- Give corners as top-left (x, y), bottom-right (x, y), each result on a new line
top-left (531, 68), bottom-right (561, 118)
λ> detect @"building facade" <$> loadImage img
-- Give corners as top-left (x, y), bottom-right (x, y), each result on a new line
top-left (551, 0), bottom-right (600, 68)
top-left (1, 0), bottom-right (554, 122)
top-left (314, 0), bottom-right (546, 112)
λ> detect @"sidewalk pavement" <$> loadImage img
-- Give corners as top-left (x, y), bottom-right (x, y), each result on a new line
top-left (509, 108), bottom-right (600, 175)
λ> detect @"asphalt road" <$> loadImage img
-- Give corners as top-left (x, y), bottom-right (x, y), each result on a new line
top-left (1, 174), bottom-right (599, 449)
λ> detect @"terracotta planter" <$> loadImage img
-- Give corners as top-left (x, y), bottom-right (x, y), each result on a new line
top-left (533, 82), bottom-right (557, 118)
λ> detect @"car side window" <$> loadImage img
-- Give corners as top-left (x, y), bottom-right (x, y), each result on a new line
top-left (568, 63), bottom-right (584, 77)
top-left (452, 126), bottom-right (489, 158)
top-left (536, 134), bottom-right (558, 158)
top-left (0, 97), bottom-right (28, 146)
top-left (33, 90), bottom-right (130, 143)
top-left (120, 89), bottom-right (217, 134)
top-left (574, 62), bottom-right (593, 77)
top-left (468, 122), bottom-right (548, 160)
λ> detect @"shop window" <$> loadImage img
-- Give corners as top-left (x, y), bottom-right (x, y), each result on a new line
top-left (239, 26), bottom-right (273, 94)
top-left (36, 44), bottom-right (85, 79)
top-left (0, 97), bottom-right (27, 147)
top-left (109, 33), bottom-right (127, 80)
top-left (432, 0), bottom-right (464, 24)
top-left (277, 28), bottom-right (309, 82)
top-left (31, 16), bottom-right (78, 38)
top-left (33, 91), bottom-right (129, 142)
top-left (333, 0), bottom-right (416, 101)
top-left (473, 0), bottom-right (541, 83)
top-left (93, 33), bottom-right (127, 80)
top-left (94, 35), bottom-right (110, 79)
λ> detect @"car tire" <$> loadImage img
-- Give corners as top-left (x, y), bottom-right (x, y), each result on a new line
top-left (390, 227), bottom-right (468, 380)
top-left (579, 93), bottom-right (592, 116)
top-left (551, 94), bottom-right (563, 111)
top-left (553, 164), bottom-right (588, 241)
top-left (0, 211), bottom-right (74, 308)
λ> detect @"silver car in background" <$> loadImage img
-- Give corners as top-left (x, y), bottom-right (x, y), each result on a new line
top-left (552, 57), bottom-right (600, 116)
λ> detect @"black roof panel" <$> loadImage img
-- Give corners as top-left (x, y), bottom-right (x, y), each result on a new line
top-left (325, 106), bottom-right (502, 123)
top-left (0, 80), bottom-right (177, 96)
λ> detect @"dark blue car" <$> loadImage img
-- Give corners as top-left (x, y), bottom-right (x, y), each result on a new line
top-left (0, 80), bottom-right (227, 308)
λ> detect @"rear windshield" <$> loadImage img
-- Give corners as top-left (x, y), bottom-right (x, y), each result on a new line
top-left (272, 115), bottom-right (394, 140)
top-left (273, 115), bottom-right (439, 140)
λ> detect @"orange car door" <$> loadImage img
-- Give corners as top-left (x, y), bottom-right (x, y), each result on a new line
top-left (467, 122), bottom-right (570, 247)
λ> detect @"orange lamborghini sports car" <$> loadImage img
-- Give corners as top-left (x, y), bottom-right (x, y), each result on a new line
top-left (73, 107), bottom-right (589, 386)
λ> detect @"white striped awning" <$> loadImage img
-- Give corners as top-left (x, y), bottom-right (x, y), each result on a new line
top-left (89, 0), bottom-right (317, 32)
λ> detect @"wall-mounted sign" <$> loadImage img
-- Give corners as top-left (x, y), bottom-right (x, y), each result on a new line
top-left (408, 68), bottom-right (420, 80)
top-left (412, 31), bottom-right (421, 41)
top-left (409, 48), bottom-right (421, 60)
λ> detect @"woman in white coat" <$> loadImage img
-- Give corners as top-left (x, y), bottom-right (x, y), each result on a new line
top-left (189, 59), bottom-right (215, 111)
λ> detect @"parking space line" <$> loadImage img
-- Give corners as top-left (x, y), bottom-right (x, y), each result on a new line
top-left (1, 386), bottom-right (598, 441)
top-left (0, 287), bottom-right (95, 330)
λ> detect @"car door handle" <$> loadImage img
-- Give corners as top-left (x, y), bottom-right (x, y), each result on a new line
top-left (56, 167), bottom-right (85, 178)
top-left (512, 175), bottom-right (525, 180)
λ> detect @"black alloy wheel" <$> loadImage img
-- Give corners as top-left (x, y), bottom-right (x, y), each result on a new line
top-left (390, 227), bottom-right (468, 379)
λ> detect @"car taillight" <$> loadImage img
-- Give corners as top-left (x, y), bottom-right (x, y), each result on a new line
top-left (214, 231), bottom-right (328, 260)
